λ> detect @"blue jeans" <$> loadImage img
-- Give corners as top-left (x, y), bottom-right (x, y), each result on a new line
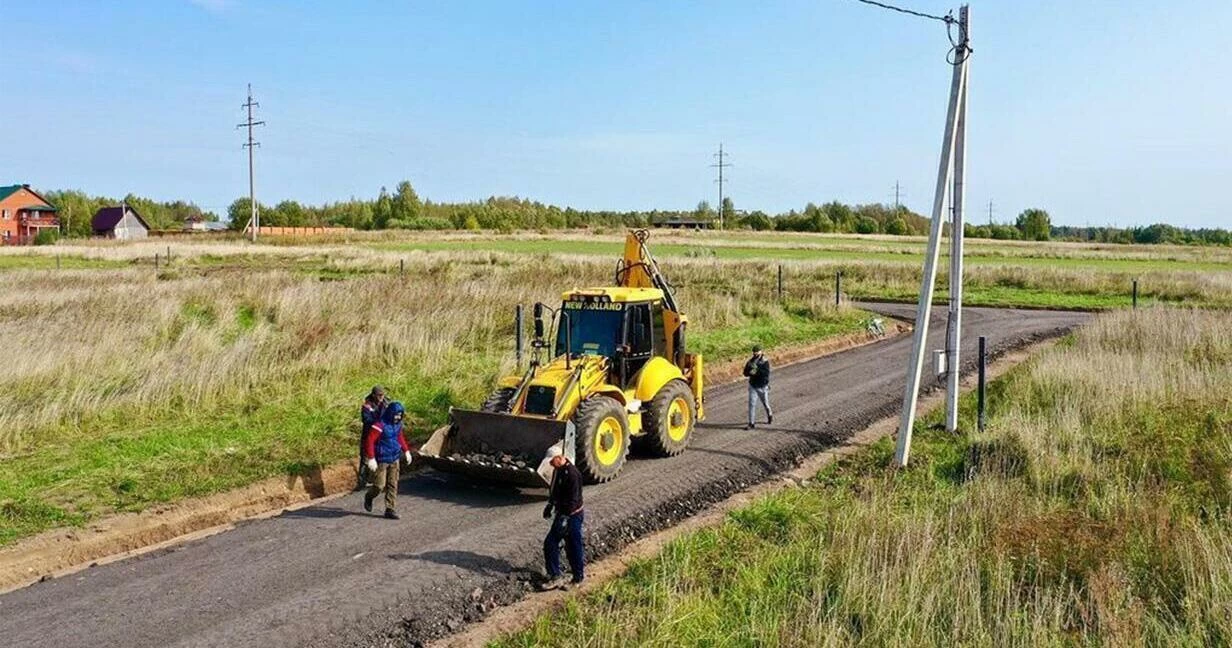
top-left (544, 510), bottom-right (585, 581)
top-left (748, 385), bottom-right (772, 425)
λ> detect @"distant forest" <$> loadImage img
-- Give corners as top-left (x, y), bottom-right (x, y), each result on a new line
top-left (37, 181), bottom-right (1232, 246)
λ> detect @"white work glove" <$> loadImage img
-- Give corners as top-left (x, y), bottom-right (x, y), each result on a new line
top-left (403, 451), bottom-right (414, 465)
top-left (365, 458), bottom-right (378, 473)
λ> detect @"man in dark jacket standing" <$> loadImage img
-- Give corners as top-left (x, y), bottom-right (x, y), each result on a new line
top-left (743, 344), bottom-right (772, 430)
top-left (362, 401), bottom-right (412, 519)
top-left (358, 386), bottom-right (388, 489)
top-left (539, 447), bottom-right (585, 590)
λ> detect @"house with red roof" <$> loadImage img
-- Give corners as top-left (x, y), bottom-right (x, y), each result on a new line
top-left (0, 184), bottom-right (59, 244)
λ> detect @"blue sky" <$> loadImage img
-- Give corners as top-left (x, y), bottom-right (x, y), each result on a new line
top-left (2, 1), bottom-right (1228, 227)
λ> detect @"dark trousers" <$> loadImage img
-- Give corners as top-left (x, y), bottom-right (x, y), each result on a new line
top-left (544, 510), bottom-right (585, 581)
top-left (357, 437), bottom-right (368, 486)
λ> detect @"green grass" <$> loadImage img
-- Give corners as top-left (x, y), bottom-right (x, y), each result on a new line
top-left (495, 307), bottom-right (1232, 646)
top-left (0, 255), bottom-right (124, 270)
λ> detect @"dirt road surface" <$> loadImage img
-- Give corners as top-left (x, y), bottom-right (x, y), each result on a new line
top-left (0, 304), bottom-right (1090, 648)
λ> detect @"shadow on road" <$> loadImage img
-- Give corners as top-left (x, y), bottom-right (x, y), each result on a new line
top-left (401, 472), bottom-right (544, 508)
top-left (389, 550), bottom-right (534, 578)
top-left (279, 506), bottom-right (370, 520)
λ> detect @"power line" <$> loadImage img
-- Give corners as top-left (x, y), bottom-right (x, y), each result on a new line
top-left (237, 83), bottom-right (265, 242)
top-left (851, 0), bottom-right (953, 24)
top-left (711, 144), bottom-right (732, 229)
top-left (849, 0), bottom-right (971, 64)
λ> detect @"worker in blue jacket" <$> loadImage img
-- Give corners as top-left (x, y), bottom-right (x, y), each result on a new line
top-left (363, 401), bottom-right (413, 519)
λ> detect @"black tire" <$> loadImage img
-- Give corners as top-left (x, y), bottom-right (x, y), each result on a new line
top-left (480, 387), bottom-right (517, 413)
top-left (639, 379), bottom-right (697, 457)
top-left (572, 397), bottom-right (630, 483)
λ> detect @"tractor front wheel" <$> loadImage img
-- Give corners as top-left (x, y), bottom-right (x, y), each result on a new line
top-left (573, 397), bottom-right (630, 483)
top-left (639, 379), bottom-right (696, 457)
top-left (480, 387), bottom-right (516, 413)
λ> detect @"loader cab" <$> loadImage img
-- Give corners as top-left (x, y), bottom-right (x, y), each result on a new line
top-left (556, 288), bottom-right (667, 388)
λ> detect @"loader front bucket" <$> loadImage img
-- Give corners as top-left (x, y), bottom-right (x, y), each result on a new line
top-left (416, 409), bottom-right (575, 488)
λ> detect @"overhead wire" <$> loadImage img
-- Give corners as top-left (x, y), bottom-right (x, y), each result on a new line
top-left (851, 0), bottom-right (953, 24)
top-left (848, 0), bottom-right (972, 65)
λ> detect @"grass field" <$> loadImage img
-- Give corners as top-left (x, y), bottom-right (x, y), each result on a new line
top-left (1, 231), bottom-right (1229, 547)
top-left (495, 307), bottom-right (1232, 646)
top-left (0, 247), bottom-right (870, 545)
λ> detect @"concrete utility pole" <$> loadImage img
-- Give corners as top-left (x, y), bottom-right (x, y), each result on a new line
top-left (944, 21), bottom-right (969, 434)
top-left (895, 4), bottom-right (970, 467)
top-left (711, 144), bottom-right (731, 229)
top-left (238, 84), bottom-right (265, 242)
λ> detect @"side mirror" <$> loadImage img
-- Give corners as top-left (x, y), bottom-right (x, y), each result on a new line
top-left (533, 303), bottom-right (545, 339)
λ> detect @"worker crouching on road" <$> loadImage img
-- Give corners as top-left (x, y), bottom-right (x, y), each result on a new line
top-left (744, 344), bottom-right (773, 430)
top-left (358, 386), bottom-right (388, 489)
top-left (363, 401), bottom-right (413, 520)
top-left (539, 448), bottom-right (585, 591)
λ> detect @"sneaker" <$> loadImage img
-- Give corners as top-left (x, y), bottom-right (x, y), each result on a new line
top-left (745, 423), bottom-right (756, 430)
top-left (536, 575), bottom-right (568, 591)
top-left (363, 493), bottom-right (374, 513)
top-left (768, 414), bottom-right (773, 425)
top-left (570, 577), bottom-right (584, 586)
top-left (384, 509), bottom-right (400, 520)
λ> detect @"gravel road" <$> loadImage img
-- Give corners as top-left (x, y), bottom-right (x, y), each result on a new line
top-left (0, 304), bottom-right (1090, 648)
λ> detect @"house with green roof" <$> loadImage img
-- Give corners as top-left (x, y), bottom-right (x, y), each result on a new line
top-left (0, 184), bottom-right (59, 244)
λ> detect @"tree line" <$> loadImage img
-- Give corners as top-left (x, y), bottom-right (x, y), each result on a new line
top-left (221, 180), bottom-right (937, 236)
top-left (42, 189), bottom-right (217, 238)
top-left (35, 181), bottom-right (1232, 246)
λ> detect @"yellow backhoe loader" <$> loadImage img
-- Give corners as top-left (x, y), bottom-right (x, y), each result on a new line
top-left (418, 229), bottom-right (704, 485)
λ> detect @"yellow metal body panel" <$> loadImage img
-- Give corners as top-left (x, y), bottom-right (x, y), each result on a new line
top-left (561, 286), bottom-right (663, 303)
top-left (686, 352), bottom-right (704, 419)
top-left (633, 356), bottom-right (686, 403)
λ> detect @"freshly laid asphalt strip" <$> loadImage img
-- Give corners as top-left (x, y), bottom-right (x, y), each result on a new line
top-left (0, 304), bottom-right (1090, 648)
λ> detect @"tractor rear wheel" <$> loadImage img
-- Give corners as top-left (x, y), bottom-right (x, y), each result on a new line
top-left (639, 379), bottom-right (696, 457)
top-left (480, 387), bottom-right (517, 413)
top-left (573, 397), bottom-right (629, 483)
